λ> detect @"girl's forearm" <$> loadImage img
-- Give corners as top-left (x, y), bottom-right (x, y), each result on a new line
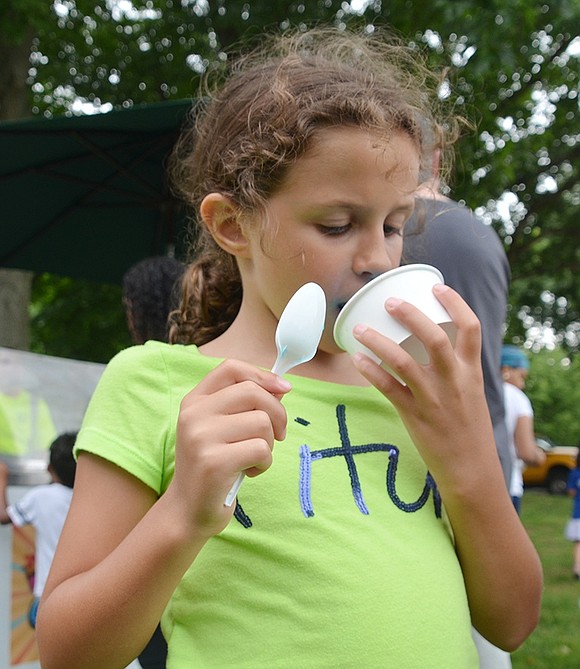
top-left (36, 489), bottom-right (208, 669)
top-left (441, 464), bottom-right (542, 651)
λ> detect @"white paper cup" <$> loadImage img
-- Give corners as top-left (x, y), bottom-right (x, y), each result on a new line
top-left (333, 264), bottom-right (457, 371)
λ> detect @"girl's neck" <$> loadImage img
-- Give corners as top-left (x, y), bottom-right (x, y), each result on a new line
top-left (198, 302), bottom-right (278, 368)
top-left (199, 305), bottom-right (369, 387)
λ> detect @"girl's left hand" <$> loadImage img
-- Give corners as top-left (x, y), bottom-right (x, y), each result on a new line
top-left (352, 285), bottom-right (544, 651)
top-left (350, 284), bottom-right (494, 489)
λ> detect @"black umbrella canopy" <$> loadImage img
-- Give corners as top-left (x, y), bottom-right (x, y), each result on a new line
top-left (0, 99), bottom-right (195, 284)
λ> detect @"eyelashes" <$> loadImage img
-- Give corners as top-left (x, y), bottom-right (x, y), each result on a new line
top-left (318, 223), bottom-right (402, 238)
top-left (318, 224), bottom-right (351, 236)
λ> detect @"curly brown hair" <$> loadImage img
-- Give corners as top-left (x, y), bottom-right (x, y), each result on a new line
top-left (168, 27), bottom-right (460, 345)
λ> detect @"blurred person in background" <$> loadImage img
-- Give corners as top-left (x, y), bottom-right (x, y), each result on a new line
top-left (121, 255), bottom-right (185, 669)
top-left (501, 345), bottom-right (546, 515)
top-left (0, 349), bottom-right (57, 458)
top-left (564, 451), bottom-right (580, 579)
top-left (0, 432), bottom-right (77, 628)
top-left (122, 255), bottom-right (185, 345)
top-left (404, 155), bottom-right (512, 490)
top-left (404, 151), bottom-right (515, 669)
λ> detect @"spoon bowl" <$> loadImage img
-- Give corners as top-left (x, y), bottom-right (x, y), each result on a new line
top-left (224, 282), bottom-right (326, 506)
top-left (271, 282), bottom-right (327, 375)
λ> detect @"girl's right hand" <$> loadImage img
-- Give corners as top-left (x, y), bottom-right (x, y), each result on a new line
top-left (167, 359), bottom-right (291, 537)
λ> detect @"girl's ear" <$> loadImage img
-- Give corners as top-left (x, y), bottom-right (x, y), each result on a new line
top-left (200, 193), bottom-right (250, 258)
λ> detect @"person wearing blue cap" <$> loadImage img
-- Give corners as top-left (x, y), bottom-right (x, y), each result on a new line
top-left (501, 345), bottom-right (545, 513)
top-left (501, 345), bottom-right (530, 373)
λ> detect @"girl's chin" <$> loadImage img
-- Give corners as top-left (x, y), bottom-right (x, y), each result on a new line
top-left (317, 333), bottom-right (346, 357)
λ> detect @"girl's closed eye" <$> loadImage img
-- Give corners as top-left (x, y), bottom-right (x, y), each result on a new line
top-left (383, 223), bottom-right (403, 238)
top-left (318, 222), bottom-right (352, 236)
top-left (384, 208), bottom-right (414, 239)
top-left (313, 212), bottom-right (354, 236)
top-left (317, 219), bottom-right (405, 238)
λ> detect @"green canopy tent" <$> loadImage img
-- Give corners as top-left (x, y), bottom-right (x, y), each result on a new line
top-left (0, 99), bottom-right (194, 284)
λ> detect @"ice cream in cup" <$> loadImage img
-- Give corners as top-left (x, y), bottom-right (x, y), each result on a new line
top-left (333, 264), bottom-right (457, 379)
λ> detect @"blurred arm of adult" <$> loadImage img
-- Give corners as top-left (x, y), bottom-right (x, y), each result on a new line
top-left (403, 183), bottom-right (512, 486)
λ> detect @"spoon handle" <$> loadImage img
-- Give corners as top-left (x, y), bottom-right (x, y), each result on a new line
top-left (224, 356), bottom-right (286, 507)
top-left (224, 358), bottom-right (279, 507)
top-left (222, 358), bottom-right (296, 506)
top-left (224, 472), bottom-right (245, 507)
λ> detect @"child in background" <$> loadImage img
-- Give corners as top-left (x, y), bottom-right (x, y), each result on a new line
top-left (501, 344), bottom-right (546, 514)
top-left (0, 432), bottom-right (77, 628)
top-left (36, 28), bottom-right (542, 669)
top-left (565, 451), bottom-right (580, 579)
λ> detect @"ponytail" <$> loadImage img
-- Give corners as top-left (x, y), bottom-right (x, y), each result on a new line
top-left (168, 240), bottom-right (242, 346)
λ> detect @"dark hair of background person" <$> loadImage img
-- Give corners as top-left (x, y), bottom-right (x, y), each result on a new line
top-left (122, 256), bottom-right (184, 669)
top-left (49, 432), bottom-right (78, 488)
top-left (122, 256), bottom-right (185, 344)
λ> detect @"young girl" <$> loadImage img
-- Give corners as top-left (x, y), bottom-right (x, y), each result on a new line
top-left (36, 28), bottom-right (542, 668)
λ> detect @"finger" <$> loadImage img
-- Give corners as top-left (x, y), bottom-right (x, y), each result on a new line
top-left (432, 284), bottom-right (481, 361)
top-left (227, 437), bottom-right (275, 479)
top-left (175, 407), bottom-right (278, 490)
top-left (351, 324), bottom-right (425, 395)
top-left (183, 379), bottom-right (288, 441)
top-left (188, 410), bottom-right (277, 456)
top-left (194, 358), bottom-right (293, 397)
top-left (382, 297), bottom-right (456, 370)
top-left (351, 348), bottom-right (412, 408)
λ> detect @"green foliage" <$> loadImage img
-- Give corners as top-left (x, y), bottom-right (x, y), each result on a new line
top-left (526, 348), bottom-right (580, 445)
top-left (0, 0), bottom-right (53, 43)
top-left (2, 0), bottom-right (578, 360)
top-left (29, 273), bottom-right (131, 363)
top-left (513, 491), bottom-right (579, 668)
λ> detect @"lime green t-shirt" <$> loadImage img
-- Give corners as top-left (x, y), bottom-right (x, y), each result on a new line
top-left (77, 342), bottom-right (478, 668)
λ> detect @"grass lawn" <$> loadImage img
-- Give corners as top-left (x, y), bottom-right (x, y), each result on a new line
top-left (511, 488), bottom-right (579, 668)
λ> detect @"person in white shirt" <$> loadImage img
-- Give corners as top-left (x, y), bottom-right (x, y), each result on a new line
top-left (501, 346), bottom-right (545, 514)
top-left (0, 432), bottom-right (77, 628)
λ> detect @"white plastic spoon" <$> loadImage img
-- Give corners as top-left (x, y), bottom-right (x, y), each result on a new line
top-left (224, 282), bottom-right (326, 506)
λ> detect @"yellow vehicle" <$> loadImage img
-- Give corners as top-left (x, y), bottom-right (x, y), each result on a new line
top-left (523, 437), bottom-right (579, 495)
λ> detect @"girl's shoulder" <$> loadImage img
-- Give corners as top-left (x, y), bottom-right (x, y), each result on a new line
top-left (107, 341), bottom-right (220, 375)
top-left (94, 342), bottom-right (222, 401)
top-left (110, 340), bottom-right (198, 363)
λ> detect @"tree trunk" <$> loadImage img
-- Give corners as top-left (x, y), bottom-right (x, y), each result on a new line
top-left (0, 26), bottom-right (35, 350)
top-left (0, 25), bottom-right (34, 121)
top-left (0, 269), bottom-right (32, 350)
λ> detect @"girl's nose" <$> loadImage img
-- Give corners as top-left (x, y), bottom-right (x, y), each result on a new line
top-left (352, 230), bottom-right (401, 280)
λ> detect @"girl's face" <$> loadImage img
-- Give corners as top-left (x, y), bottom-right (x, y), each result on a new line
top-left (243, 126), bottom-right (421, 354)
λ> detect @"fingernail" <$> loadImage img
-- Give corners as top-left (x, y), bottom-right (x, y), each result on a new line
top-left (386, 297), bottom-right (403, 310)
top-left (433, 284), bottom-right (449, 293)
top-left (353, 324), bottom-right (368, 337)
top-left (276, 378), bottom-right (292, 391)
